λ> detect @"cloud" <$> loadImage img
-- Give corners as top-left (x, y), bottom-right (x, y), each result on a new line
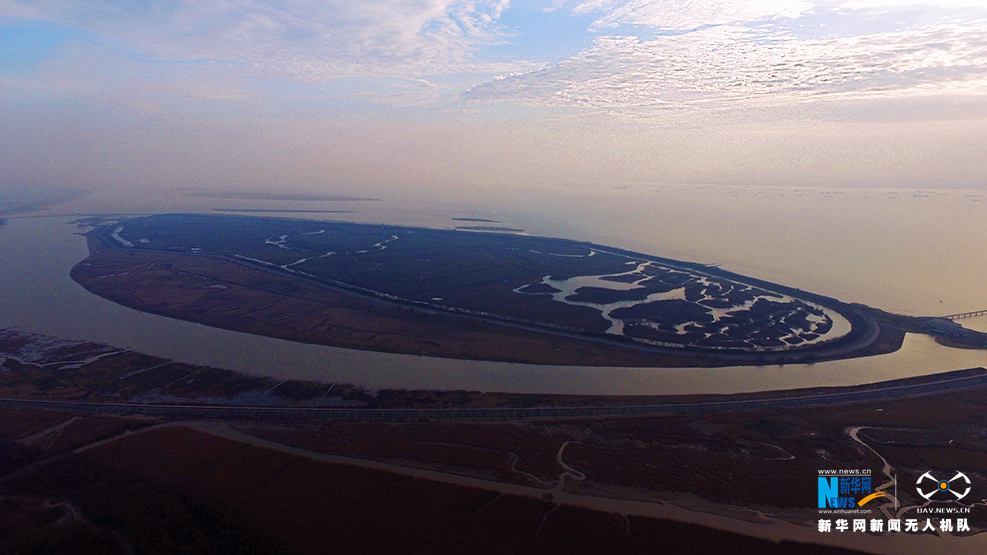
top-left (572, 0), bottom-right (813, 31)
top-left (465, 19), bottom-right (987, 113)
top-left (5, 0), bottom-right (987, 114)
top-left (558, 0), bottom-right (987, 31)
top-left (463, 1), bottom-right (987, 115)
top-left (838, 1), bottom-right (987, 8)
top-left (0, 0), bottom-right (517, 79)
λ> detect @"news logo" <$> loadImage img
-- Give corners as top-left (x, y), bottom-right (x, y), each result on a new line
top-left (818, 469), bottom-right (885, 509)
top-left (916, 471), bottom-right (972, 501)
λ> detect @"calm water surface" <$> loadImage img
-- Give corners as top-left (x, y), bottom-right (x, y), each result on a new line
top-left (1, 183), bottom-right (984, 395)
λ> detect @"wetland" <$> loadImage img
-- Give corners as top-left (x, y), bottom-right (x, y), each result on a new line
top-left (71, 213), bottom-right (891, 368)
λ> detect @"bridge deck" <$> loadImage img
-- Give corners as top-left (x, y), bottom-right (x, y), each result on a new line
top-left (944, 309), bottom-right (987, 320)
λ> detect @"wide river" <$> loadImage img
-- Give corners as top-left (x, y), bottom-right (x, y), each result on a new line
top-left (1, 183), bottom-right (984, 395)
top-left (3, 185), bottom-right (987, 554)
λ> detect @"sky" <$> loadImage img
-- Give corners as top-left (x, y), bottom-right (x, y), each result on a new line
top-left (1, 0), bottom-right (986, 196)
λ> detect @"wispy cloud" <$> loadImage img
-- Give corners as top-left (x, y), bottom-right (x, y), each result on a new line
top-left (571, 0), bottom-right (812, 31)
top-left (0, 0), bottom-right (518, 79)
top-left (466, 2), bottom-right (987, 115)
top-left (557, 0), bottom-right (987, 30)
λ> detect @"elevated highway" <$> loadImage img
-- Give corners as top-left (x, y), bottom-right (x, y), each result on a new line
top-left (3, 368), bottom-right (985, 422)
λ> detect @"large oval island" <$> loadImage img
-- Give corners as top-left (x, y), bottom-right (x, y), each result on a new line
top-left (71, 214), bottom-right (892, 367)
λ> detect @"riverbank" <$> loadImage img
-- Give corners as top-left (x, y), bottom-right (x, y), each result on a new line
top-left (3, 325), bottom-right (986, 553)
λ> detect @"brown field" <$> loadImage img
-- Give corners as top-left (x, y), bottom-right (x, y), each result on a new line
top-left (232, 387), bottom-right (987, 520)
top-left (65, 425), bottom-right (867, 555)
top-left (1, 408), bottom-right (870, 555)
top-left (5, 373), bottom-right (987, 553)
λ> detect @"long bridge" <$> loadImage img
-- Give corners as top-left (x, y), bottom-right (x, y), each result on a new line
top-left (943, 309), bottom-right (987, 320)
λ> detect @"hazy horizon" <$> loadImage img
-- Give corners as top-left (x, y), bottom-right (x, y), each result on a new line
top-left (3, 1), bottom-right (986, 198)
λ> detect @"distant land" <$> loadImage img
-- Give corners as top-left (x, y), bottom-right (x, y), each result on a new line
top-left (184, 190), bottom-right (378, 201)
top-left (0, 185), bottom-right (88, 220)
top-left (455, 226), bottom-right (525, 232)
top-left (66, 213), bottom-right (987, 367)
top-left (212, 208), bottom-right (355, 213)
top-left (451, 217), bottom-right (502, 223)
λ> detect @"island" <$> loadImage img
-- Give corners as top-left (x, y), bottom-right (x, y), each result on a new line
top-left (63, 213), bottom-right (969, 367)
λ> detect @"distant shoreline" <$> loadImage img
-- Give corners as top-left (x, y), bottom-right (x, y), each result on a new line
top-left (185, 191), bottom-right (378, 201)
top-left (212, 208), bottom-right (355, 213)
top-left (455, 226), bottom-right (524, 232)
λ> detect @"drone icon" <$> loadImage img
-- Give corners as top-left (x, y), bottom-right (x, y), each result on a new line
top-left (916, 471), bottom-right (972, 501)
